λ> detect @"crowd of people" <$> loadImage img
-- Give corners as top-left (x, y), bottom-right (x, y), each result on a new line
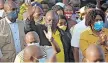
top-left (0, 0), bottom-right (108, 62)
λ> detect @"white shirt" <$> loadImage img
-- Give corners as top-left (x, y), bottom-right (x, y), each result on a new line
top-left (0, 9), bottom-right (4, 18)
top-left (6, 17), bottom-right (21, 54)
top-left (71, 19), bottom-right (87, 47)
top-left (70, 19), bottom-right (87, 61)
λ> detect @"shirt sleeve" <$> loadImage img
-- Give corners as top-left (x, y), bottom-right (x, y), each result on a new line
top-left (79, 39), bottom-right (89, 57)
top-left (71, 26), bottom-right (80, 47)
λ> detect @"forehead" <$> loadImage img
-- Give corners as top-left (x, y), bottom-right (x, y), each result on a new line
top-left (46, 12), bottom-right (58, 20)
top-left (5, 2), bottom-right (17, 10)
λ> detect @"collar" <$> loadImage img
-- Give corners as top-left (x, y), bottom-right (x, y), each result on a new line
top-left (5, 17), bottom-right (12, 24)
top-left (5, 17), bottom-right (18, 24)
top-left (53, 30), bottom-right (60, 36)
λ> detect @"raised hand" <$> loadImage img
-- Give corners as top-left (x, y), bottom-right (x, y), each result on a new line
top-left (43, 26), bottom-right (52, 42)
top-left (26, 5), bottom-right (36, 20)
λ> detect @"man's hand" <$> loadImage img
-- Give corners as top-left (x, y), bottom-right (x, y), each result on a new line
top-left (43, 26), bottom-right (52, 42)
top-left (26, 5), bottom-right (36, 20)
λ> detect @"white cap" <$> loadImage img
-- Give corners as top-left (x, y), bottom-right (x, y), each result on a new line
top-left (56, 2), bottom-right (65, 8)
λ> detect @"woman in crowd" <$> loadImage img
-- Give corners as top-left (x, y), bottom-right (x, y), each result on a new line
top-left (80, 9), bottom-right (108, 62)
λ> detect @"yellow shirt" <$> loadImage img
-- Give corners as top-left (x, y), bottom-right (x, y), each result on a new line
top-left (53, 30), bottom-right (64, 62)
top-left (80, 27), bottom-right (108, 62)
top-left (14, 50), bottom-right (24, 63)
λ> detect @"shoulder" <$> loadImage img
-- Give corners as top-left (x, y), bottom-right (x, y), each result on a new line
top-left (17, 50), bottom-right (24, 59)
top-left (16, 20), bottom-right (24, 24)
top-left (103, 28), bottom-right (108, 35)
top-left (0, 18), bottom-right (7, 25)
top-left (80, 27), bottom-right (91, 39)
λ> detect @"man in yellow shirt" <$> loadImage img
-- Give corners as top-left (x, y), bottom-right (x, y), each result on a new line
top-left (80, 9), bottom-right (108, 62)
top-left (44, 10), bottom-right (73, 62)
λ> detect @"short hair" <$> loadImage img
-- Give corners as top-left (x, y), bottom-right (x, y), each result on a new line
top-left (52, 5), bottom-right (64, 12)
top-left (85, 9), bottom-right (105, 26)
top-left (69, 0), bottom-right (81, 7)
top-left (101, 3), bottom-right (108, 12)
top-left (86, 3), bottom-right (96, 9)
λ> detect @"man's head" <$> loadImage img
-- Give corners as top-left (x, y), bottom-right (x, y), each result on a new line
top-left (33, 6), bottom-right (43, 22)
top-left (45, 10), bottom-right (59, 31)
top-left (25, 31), bottom-right (40, 46)
top-left (0, 0), bottom-right (4, 9)
top-left (85, 44), bottom-right (105, 62)
top-left (4, 1), bottom-right (19, 22)
top-left (24, 45), bottom-right (44, 62)
top-left (69, 0), bottom-right (81, 13)
top-left (41, 1), bottom-right (49, 16)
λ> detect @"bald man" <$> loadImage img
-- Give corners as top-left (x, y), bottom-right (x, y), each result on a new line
top-left (0, 1), bottom-right (25, 62)
top-left (14, 31), bottom-right (40, 62)
top-left (25, 31), bottom-right (40, 46)
top-left (85, 44), bottom-right (105, 62)
top-left (0, 0), bottom-right (5, 19)
top-left (24, 45), bottom-right (44, 62)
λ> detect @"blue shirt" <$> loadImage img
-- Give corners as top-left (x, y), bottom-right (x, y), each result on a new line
top-left (6, 17), bottom-right (21, 54)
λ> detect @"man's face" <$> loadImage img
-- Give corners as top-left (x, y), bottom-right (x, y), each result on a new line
top-left (5, 2), bottom-right (19, 22)
top-left (42, 4), bottom-right (49, 16)
top-left (45, 13), bottom-right (58, 29)
top-left (33, 7), bottom-right (43, 22)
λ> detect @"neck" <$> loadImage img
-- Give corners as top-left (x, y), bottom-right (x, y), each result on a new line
top-left (52, 27), bottom-right (57, 33)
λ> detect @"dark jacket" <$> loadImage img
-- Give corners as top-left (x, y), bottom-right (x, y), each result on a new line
top-left (24, 19), bottom-right (51, 46)
top-left (58, 28), bottom-right (74, 62)
top-left (24, 19), bottom-right (74, 62)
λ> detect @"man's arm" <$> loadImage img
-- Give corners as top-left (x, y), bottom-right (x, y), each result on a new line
top-left (46, 53), bottom-right (57, 62)
top-left (51, 38), bottom-right (61, 54)
top-left (72, 47), bottom-right (79, 62)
